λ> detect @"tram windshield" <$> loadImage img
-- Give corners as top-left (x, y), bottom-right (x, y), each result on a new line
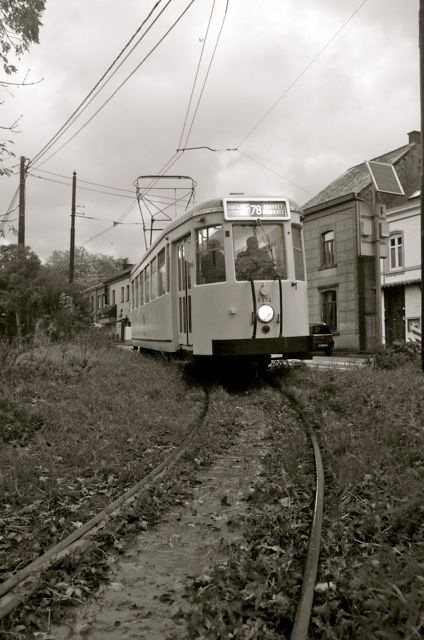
top-left (233, 224), bottom-right (287, 281)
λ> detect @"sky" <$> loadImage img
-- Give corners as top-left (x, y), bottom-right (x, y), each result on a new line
top-left (0, 0), bottom-right (420, 263)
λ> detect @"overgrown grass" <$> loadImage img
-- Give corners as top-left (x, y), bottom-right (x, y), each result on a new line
top-left (185, 361), bottom-right (424, 639)
top-left (0, 335), bottom-right (231, 584)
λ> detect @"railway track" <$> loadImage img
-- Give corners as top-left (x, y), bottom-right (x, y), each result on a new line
top-left (0, 386), bottom-right (211, 624)
top-left (1, 374), bottom-right (325, 638)
top-left (278, 385), bottom-right (325, 640)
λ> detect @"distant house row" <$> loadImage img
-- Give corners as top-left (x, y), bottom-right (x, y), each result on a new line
top-left (87, 130), bottom-right (422, 352)
top-left (86, 267), bottom-right (133, 341)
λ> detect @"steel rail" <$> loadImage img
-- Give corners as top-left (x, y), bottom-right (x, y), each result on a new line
top-left (291, 425), bottom-right (325, 640)
top-left (0, 389), bottom-right (210, 621)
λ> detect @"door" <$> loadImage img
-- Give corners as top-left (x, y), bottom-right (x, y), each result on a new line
top-left (384, 285), bottom-right (405, 345)
top-left (176, 235), bottom-right (192, 347)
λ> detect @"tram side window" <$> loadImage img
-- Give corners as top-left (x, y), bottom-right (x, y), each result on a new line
top-left (292, 225), bottom-right (305, 281)
top-left (139, 270), bottom-right (144, 305)
top-left (145, 268), bottom-right (150, 303)
top-left (233, 224), bottom-right (287, 281)
top-left (196, 225), bottom-right (226, 284)
top-left (151, 258), bottom-right (157, 300)
top-left (158, 248), bottom-right (166, 296)
top-left (135, 275), bottom-right (139, 307)
top-left (166, 245), bottom-right (170, 291)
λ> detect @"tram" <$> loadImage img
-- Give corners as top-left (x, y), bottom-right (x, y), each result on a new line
top-left (130, 196), bottom-right (312, 369)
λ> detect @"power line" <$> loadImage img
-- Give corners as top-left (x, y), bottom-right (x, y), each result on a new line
top-left (177, 0), bottom-right (217, 149)
top-left (33, 168), bottom-right (135, 194)
top-left (180, 0), bottom-right (229, 149)
top-left (29, 0), bottom-right (167, 168)
top-left (0, 187), bottom-right (19, 236)
top-left (237, 150), bottom-right (313, 195)
top-left (27, 172), bottom-right (137, 199)
top-left (32, 0), bottom-right (198, 168)
top-left (75, 214), bottom-right (143, 225)
top-left (139, 0), bottom-right (229, 199)
top-left (80, 225), bottom-right (116, 247)
top-left (238, 0), bottom-right (369, 147)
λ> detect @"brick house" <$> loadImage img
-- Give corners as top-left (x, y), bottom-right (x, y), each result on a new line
top-left (303, 131), bottom-right (421, 352)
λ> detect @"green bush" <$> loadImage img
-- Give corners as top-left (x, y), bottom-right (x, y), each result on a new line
top-left (369, 340), bottom-right (420, 369)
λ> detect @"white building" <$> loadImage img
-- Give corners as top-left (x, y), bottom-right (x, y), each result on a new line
top-left (381, 192), bottom-right (421, 344)
top-left (86, 268), bottom-right (132, 341)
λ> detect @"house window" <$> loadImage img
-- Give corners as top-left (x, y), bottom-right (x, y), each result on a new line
top-left (126, 285), bottom-right (129, 302)
top-left (389, 234), bottom-right (403, 270)
top-left (322, 289), bottom-right (337, 330)
top-left (321, 231), bottom-right (335, 268)
top-left (121, 286), bottom-right (124, 303)
top-left (112, 290), bottom-right (115, 305)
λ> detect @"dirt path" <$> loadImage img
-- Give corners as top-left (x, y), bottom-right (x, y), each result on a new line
top-left (52, 399), bottom-right (269, 640)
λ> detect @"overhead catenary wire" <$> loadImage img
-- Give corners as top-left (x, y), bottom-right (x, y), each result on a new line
top-left (237, 150), bottom-right (313, 195)
top-left (176, 0), bottom-right (217, 150)
top-left (140, 0), bottom-right (229, 200)
top-left (29, 0), bottom-right (167, 168)
top-left (179, 0), bottom-right (229, 150)
top-left (237, 0), bottom-right (369, 148)
top-left (27, 172), bottom-right (137, 199)
top-left (33, 168), bottom-right (135, 194)
top-left (32, 0), bottom-right (198, 169)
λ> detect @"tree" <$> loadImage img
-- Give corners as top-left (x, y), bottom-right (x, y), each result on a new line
top-left (45, 247), bottom-right (131, 290)
top-left (0, 243), bottom-right (41, 336)
top-left (1, 0), bottom-right (46, 174)
top-left (36, 264), bottom-right (91, 338)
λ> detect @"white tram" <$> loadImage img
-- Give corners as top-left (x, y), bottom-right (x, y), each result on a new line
top-left (130, 196), bottom-right (312, 368)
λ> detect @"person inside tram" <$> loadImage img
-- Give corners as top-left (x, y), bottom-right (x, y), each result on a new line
top-left (235, 235), bottom-right (275, 280)
top-left (200, 239), bottom-right (226, 283)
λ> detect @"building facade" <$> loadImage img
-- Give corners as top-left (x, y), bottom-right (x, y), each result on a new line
top-left (303, 131), bottom-right (421, 352)
top-left (382, 193), bottom-right (421, 345)
top-left (87, 268), bottom-right (132, 340)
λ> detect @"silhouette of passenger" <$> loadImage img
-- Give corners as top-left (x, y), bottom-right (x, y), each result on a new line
top-left (200, 239), bottom-right (225, 283)
top-left (235, 236), bottom-right (274, 280)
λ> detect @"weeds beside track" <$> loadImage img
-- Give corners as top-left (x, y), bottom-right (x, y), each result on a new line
top-left (0, 338), bottom-right (240, 636)
top-left (184, 361), bottom-right (424, 639)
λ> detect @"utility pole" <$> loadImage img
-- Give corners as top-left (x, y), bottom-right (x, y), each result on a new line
top-left (69, 171), bottom-right (77, 283)
top-left (420, 0), bottom-right (424, 372)
top-left (373, 188), bottom-right (383, 351)
top-left (18, 156), bottom-right (26, 247)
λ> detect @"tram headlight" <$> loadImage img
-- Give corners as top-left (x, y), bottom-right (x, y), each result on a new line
top-left (257, 304), bottom-right (274, 323)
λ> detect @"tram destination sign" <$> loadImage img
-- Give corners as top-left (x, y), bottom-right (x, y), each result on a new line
top-left (223, 198), bottom-right (290, 221)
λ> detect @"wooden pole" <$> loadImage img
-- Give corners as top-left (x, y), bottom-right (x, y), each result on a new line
top-left (18, 156), bottom-right (26, 247)
top-left (69, 171), bottom-right (77, 283)
top-left (420, 1), bottom-right (424, 371)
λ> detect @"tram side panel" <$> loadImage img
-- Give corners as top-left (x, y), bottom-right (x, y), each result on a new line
top-left (131, 294), bottom-right (175, 352)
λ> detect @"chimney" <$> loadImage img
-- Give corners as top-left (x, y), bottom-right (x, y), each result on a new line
top-left (408, 130), bottom-right (421, 145)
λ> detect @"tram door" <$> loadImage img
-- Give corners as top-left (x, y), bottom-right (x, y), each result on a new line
top-left (176, 236), bottom-right (192, 347)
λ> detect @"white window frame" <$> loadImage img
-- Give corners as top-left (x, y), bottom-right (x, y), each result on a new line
top-left (389, 233), bottom-right (403, 270)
